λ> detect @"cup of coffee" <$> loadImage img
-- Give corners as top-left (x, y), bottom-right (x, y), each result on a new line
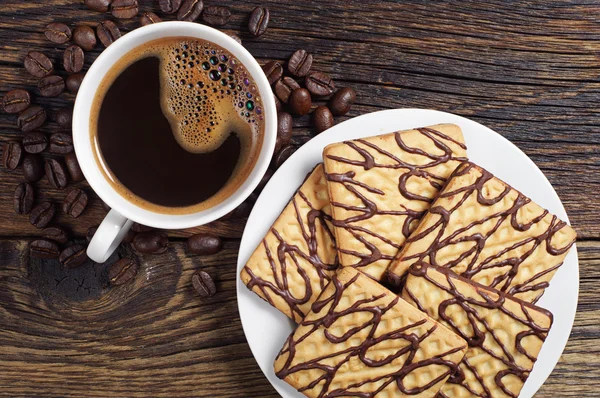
top-left (74, 22), bottom-right (276, 263)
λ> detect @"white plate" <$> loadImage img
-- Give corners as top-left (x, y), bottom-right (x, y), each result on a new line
top-left (236, 108), bottom-right (578, 398)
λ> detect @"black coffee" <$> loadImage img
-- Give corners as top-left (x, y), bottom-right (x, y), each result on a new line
top-left (91, 37), bottom-right (265, 213)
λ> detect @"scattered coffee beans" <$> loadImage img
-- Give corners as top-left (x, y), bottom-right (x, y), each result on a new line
top-left (66, 72), bottom-right (85, 94)
top-left (18, 106), bottom-right (47, 132)
top-left (329, 87), bottom-right (356, 116)
top-left (159, 0), bottom-right (181, 14)
top-left (38, 75), bottom-right (65, 97)
top-left (30, 239), bottom-right (60, 259)
top-left (186, 234), bottom-right (222, 255)
top-left (133, 232), bottom-right (168, 254)
top-left (24, 51), bottom-right (53, 78)
top-left (256, 169), bottom-right (273, 193)
top-left (45, 22), bottom-right (72, 44)
top-left (22, 154), bottom-right (44, 182)
top-left (131, 222), bottom-right (153, 233)
top-left (109, 258), bottom-right (139, 286)
top-left (262, 61), bottom-right (283, 85)
top-left (289, 88), bottom-right (311, 115)
top-left (59, 244), bottom-right (88, 268)
top-left (177, 0), bottom-right (203, 21)
top-left (140, 12), bottom-right (162, 26)
top-left (248, 7), bottom-right (269, 37)
top-left (65, 153), bottom-right (84, 182)
top-left (274, 77), bottom-right (300, 103)
top-left (2, 141), bottom-right (23, 170)
top-left (42, 227), bottom-right (70, 245)
top-left (97, 20), bottom-right (121, 47)
top-left (63, 188), bottom-right (88, 218)
top-left (64, 45), bottom-right (85, 73)
top-left (202, 6), bottom-right (231, 26)
top-left (3, 89), bottom-right (30, 114)
top-left (192, 270), bottom-right (216, 298)
top-left (305, 71), bottom-right (335, 97)
top-left (49, 132), bottom-right (74, 154)
top-left (23, 132), bottom-right (48, 154)
top-left (86, 226), bottom-right (98, 243)
top-left (111, 0), bottom-right (139, 19)
top-left (312, 106), bottom-right (334, 133)
top-left (85, 0), bottom-right (112, 12)
top-left (45, 158), bottom-right (69, 189)
top-left (274, 94), bottom-right (282, 112)
top-left (56, 108), bottom-right (73, 128)
top-left (273, 145), bottom-right (295, 169)
top-left (30, 201), bottom-right (55, 229)
top-left (288, 49), bottom-right (313, 77)
top-left (276, 112), bottom-right (293, 152)
top-left (73, 25), bottom-right (97, 51)
top-left (14, 182), bottom-right (34, 215)
top-left (227, 32), bottom-right (242, 45)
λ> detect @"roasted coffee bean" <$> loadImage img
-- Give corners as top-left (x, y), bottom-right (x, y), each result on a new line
top-left (133, 231), bottom-right (168, 254)
top-left (202, 6), bottom-right (231, 26)
top-left (18, 106), bottom-right (47, 132)
top-left (30, 239), bottom-right (60, 259)
top-left (86, 226), bottom-right (98, 243)
top-left (66, 73), bottom-right (85, 94)
top-left (192, 270), bottom-right (216, 298)
top-left (3, 89), bottom-right (30, 114)
top-left (275, 111), bottom-right (293, 152)
top-left (64, 45), bottom-right (84, 73)
top-left (30, 201), bottom-right (55, 229)
top-left (288, 49), bottom-right (313, 77)
top-left (312, 106), bottom-right (334, 133)
top-left (45, 158), bottom-right (69, 189)
top-left (274, 94), bottom-right (281, 112)
top-left (45, 22), bottom-right (72, 44)
top-left (111, 0), bottom-right (139, 19)
top-left (262, 61), bottom-right (283, 85)
top-left (42, 227), bottom-right (69, 244)
top-left (49, 132), bottom-right (74, 154)
top-left (229, 200), bottom-right (252, 219)
top-left (97, 20), bottom-right (121, 47)
top-left (38, 75), bottom-right (65, 97)
top-left (2, 141), bottom-right (23, 170)
top-left (22, 154), bottom-right (44, 182)
top-left (273, 145), bottom-right (295, 169)
top-left (23, 132), bottom-right (48, 154)
top-left (131, 222), bottom-right (153, 233)
top-left (177, 0), bottom-right (203, 21)
top-left (24, 52), bottom-right (53, 78)
top-left (159, 0), bottom-right (182, 14)
top-left (227, 32), bottom-right (242, 45)
top-left (109, 258), bottom-right (139, 286)
top-left (63, 188), bottom-right (88, 218)
top-left (141, 12), bottom-right (162, 25)
top-left (274, 77), bottom-right (300, 103)
top-left (14, 182), bottom-right (34, 215)
top-left (85, 0), bottom-right (112, 12)
top-left (305, 71), bottom-right (335, 97)
top-left (123, 229), bottom-right (137, 243)
top-left (329, 87), bottom-right (356, 116)
top-left (56, 108), bottom-right (73, 128)
top-left (73, 25), bottom-right (97, 51)
top-left (255, 168), bottom-right (273, 193)
top-left (288, 88), bottom-right (312, 116)
top-left (186, 234), bottom-right (222, 255)
top-left (59, 244), bottom-right (88, 269)
top-left (65, 153), bottom-right (84, 182)
top-left (248, 7), bottom-right (269, 37)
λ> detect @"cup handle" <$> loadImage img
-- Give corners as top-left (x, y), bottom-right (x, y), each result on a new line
top-left (87, 209), bottom-right (134, 263)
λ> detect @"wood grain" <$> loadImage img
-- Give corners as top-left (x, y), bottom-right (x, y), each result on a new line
top-left (0, 0), bottom-right (598, 396)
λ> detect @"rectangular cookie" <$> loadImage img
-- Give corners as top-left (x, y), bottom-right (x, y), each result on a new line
top-left (240, 164), bottom-right (339, 322)
top-left (274, 267), bottom-right (468, 398)
top-left (387, 161), bottom-right (576, 303)
top-left (323, 124), bottom-right (467, 281)
top-left (402, 262), bottom-right (553, 398)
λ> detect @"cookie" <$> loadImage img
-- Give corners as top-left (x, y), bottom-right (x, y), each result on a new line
top-left (402, 262), bottom-right (553, 398)
top-left (240, 164), bottom-right (339, 322)
top-left (323, 124), bottom-right (467, 281)
top-left (274, 267), bottom-right (468, 398)
top-left (388, 161), bottom-right (576, 303)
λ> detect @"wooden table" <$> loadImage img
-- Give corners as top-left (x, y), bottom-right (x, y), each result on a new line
top-left (0, 1), bottom-right (598, 396)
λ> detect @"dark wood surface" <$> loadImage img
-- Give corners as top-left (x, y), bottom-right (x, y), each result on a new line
top-left (0, 1), bottom-right (598, 396)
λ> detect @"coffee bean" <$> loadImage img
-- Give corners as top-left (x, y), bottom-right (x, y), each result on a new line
top-left (64, 45), bottom-right (84, 73)
top-left (14, 182), bottom-right (34, 215)
top-left (97, 20), bottom-right (121, 47)
top-left (312, 106), bottom-right (334, 133)
top-left (141, 12), bottom-right (162, 26)
top-left (192, 270), bottom-right (216, 298)
top-left (288, 49), bottom-right (313, 77)
top-left (18, 106), bottom-right (47, 132)
top-left (65, 153), bottom-right (84, 182)
top-left (227, 200), bottom-right (252, 219)
top-left (24, 52), bottom-right (53, 78)
top-left (275, 111), bottom-right (293, 152)
top-left (23, 132), bottom-right (48, 154)
top-left (288, 88), bottom-right (311, 115)
top-left (262, 61), bottom-right (283, 85)
top-left (227, 32), bottom-right (242, 45)
top-left (273, 145), bottom-right (295, 169)
top-left (59, 244), bottom-right (88, 269)
top-left (159, 0), bottom-right (181, 14)
top-left (30, 201), bottom-right (55, 229)
top-left (274, 77), bottom-right (300, 103)
top-left (63, 188), bottom-right (88, 218)
top-left (248, 7), bottom-right (269, 37)
top-left (274, 94), bottom-right (282, 112)
top-left (45, 158), bottom-right (69, 190)
top-left (86, 226), bottom-right (98, 243)
top-left (22, 154), bottom-right (44, 182)
top-left (49, 132), bottom-right (74, 154)
top-left (329, 87), bottom-right (356, 116)
top-left (30, 239), bottom-right (60, 259)
top-left (2, 141), bottom-right (23, 170)
top-left (42, 227), bottom-right (69, 244)
top-left (109, 258), bottom-right (139, 286)
top-left (255, 168), bottom-right (273, 193)
top-left (133, 231), bottom-right (168, 254)
top-left (202, 6), bottom-right (231, 26)
top-left (73, 25), bottom-right (97, 51)
top-left (131, 222), bottom-right (153, 233)
top-left (38, 75), bottom-right (65, 97)
top-left (56, 108), bottom-right (73, 128)
top-left (66, 73), bottom-right (85, 94)
top-left (111, 0), bottom-right (139, 19)
top-left (85, 0), bottom-right (112, 12)
top-left (177, 0), bottom-right (203, 21)
top-left (305, 71), bottom-right (335, 97)
top-left (3, 89), bottom-right (30, 114)
top-left (186, 234), bottom-right (222, 255)
top-left (45, 23), bottom-right (72, 44)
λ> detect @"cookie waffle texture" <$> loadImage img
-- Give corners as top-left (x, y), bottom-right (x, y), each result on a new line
top-left (322, 124), bottom-right (468, 281)
top-left (388, 161), bottom-right (576, 303)
top-left (274, 267), bottom-right (468, 398)
top-left (240, 164), bottom-right (339, 322)
top-left (402, 263), bottom-right (553, 398)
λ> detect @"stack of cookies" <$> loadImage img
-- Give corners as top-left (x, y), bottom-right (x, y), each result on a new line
top-left (240, 124), bottom-right (576, 397)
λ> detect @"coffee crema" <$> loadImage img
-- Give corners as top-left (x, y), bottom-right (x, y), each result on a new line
top-left (90, 37), bottom-right (265, 214)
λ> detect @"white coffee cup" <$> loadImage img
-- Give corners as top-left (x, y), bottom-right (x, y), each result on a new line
top-left (73, 22), bottom-right (276, 263)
